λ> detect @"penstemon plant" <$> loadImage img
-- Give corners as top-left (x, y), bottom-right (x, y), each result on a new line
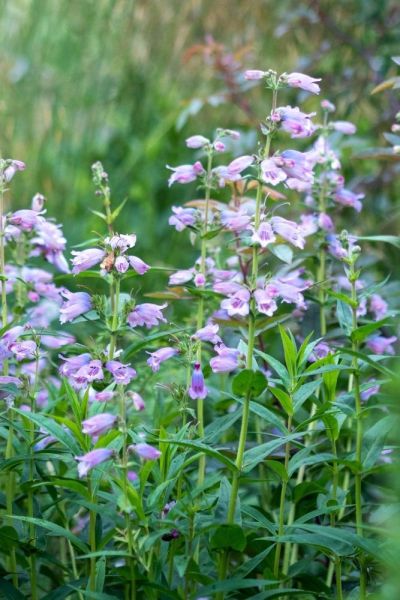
top-left (0, 65), bottom-right (398, 600)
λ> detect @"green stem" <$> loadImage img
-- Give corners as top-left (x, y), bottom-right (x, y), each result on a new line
top-left (274, 414), bottom-right (292, 579)
top-left (109, 276), bottom-right (120, 360)
top-left (350, 276), bottom-right (366, 597)
top-left (88, 478), bottom-right (97, 592)
top-left (196, 150), bottom-right (213, 487)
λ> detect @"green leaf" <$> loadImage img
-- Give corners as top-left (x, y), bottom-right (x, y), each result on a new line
top-left (111, 197), bottom-right (128, 220)
top-left (351, 318), bottom-right (391, 343)
top-left (269, 386), bottom-right (293, 416)
top-left (232, 369), bottom-right (267, 397)
top-left (254, 349), bottom-right (290, 386)
top-left (198, 578), bottom-right (279, 596)
top-left (279, 326), bottom-right (297, 380)
top-left (0, 578), bottom-right (26, 600)
top-left (325, 288), bottom-right (357, 307)
top-left (292, 380), bottom-right (321, 412)
top-left (269, 244), bottom-right (293, 264)
top-left (243, 431), bottom-right (304, 472)
top-left (336, 300), bottom-right (353, 336)
top-left (288, 450), bottom-right (334, 477)
top-left (161, 439), bottom-right (238, 472)
top-left (265, 459), bottom-right (288, 482)
top-left (9, 516), bottom-right (89, 553)
top-left (356, 235), bottom-right (400, 248)
top-left (336, 348), bottom-right (395, 377)
top-left (13, 409), bottom-right (81, 455)
top-left (210, 524), bottom-right (246, 551)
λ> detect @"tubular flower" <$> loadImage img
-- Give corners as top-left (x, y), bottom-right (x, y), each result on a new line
top-left (188, 363), bottom-right (208, 400)
top-left (75, 448), bottom-right (113, 478)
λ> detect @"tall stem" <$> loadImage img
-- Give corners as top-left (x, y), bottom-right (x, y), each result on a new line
top-left (350, 274), bottom-right (366, 598)
top-left (87, 477), bottom-right (97, 592)
top-left (217, 92), bottom-right (276, 594)
top-left (274, 414), bottom-right (292, 579)
top-left (196, 151), bottom-right (213, 486)
top-left (109, 276), bottom-right (120, 360)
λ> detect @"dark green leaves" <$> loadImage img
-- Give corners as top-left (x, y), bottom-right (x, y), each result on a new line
top-left (232, 369), bottom-right (267, 397)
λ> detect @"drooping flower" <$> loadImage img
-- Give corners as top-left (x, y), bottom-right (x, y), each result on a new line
top-left (106, 360), bottom-right (137, 385)
top-left (221, 209), bottom-right (252, 232)
top-left (59, 353), bottom-right (92, 377)
top-left (210, 343), bottom-right (240, 373)
top-left (360, 380), bottom-right (381, 402)
top-left (73, 360), bottom-right (104, 388)
top-left (75, 448), bottom-right (113, 478)
top-left (168, 206), bottom-right (197, 232)
top-left (0, 375), bottom-right (22, 387)
top-left (3, 159), bottom-right (26, 182)
top-left (271, 216), bottom-right (305, 249)
top-left (251, 222), bottom-right (276, 248)
top-left (168, 269), bottom-right (194, 286)
top-left (128, 391), bottom-right (145, 411)
top-left (370, 294), bottom-right (388, 320)
top-left (71, 248), bottom-right (106, 274)
top-left (308, 342), bottom-right (332, 362)
top-left (115, 256), bottom-right (129, 273)
top-left (193, 323), bottom-right (221, 344)
top-left (186, 135), bottom-right (210, 148)
top-left (9, 340), bottom-right (37, 361)
top-left (188, 363), bottom-right (208, 400)
top-left (260, 158), bottom-right (287, 186)
top-left (105, 234), bottom-right (137, 253)
top-left (95, 390), bottom-right (115, 402)
top-left (9, 209), bottom-right (41, 231)
top-left (332, 121), bottom-right (356, 135)
top-left (167, 161), bottom-right (205, 186)
top-left (221, 288), bottom-right (250, 317)
top-left (31, 220), bottom-right (70, 273)
top-left (82, 413), bottom-right (117, 441)
top-left (244, 69), bottom-right (266, 80)
top-left (128, 256), bottom-right (150, 275)
top-left (129, 443), bottom-right (161, 461)
top-left (127, 303), bottom-right (167, 328)
top-left (334, 188), bottom-right (364, 212)
top-left (286, 72), bottom-right (321, 94)
top-left (254, 289), bottom-right (278, 316)
top-left (59, 291), bottom-right (92, 324)
top-left (276, 106), bottom-right (316, 138)
top-left (318, 212), bottom-right (334, 231)
top-left (213, 155), bottom-right (254, 187)
top-left (366, 335), bottom-right (397, 355)
top-left (146, 347), bottom-right (177, 372)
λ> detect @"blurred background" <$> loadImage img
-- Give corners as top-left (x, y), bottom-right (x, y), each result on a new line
top-left (0, 2), bottom-right (399, 594)
top-left (0, 0), bottom-right (399, 266)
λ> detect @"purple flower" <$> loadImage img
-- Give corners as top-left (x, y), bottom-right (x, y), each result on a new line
top-left (3, 159), bottom-right (26, 182)
top-left (308, 342), bottom-right (332, 363)
top-left (321, 100), bottom-right (335, 112)
top-left (59, 291), bottom-right (92, 324)
top-left (334, 188), bottom-right (364, 212)
top-left (95, 390), bottom-right (115, 402)
top-left (167, 161), bottom-right (205, 186)
top-left (9, 209), bottom-right (40, 231)
top-left (128, 256), bottom-right (150, 275)
top-left (128, 471), bottom-right (138, 482)
top-left (82, 413), bottom-right (117, 441)
top-left (188, 363), bottom-right (207, 400)
top-left (0, 375), bottom-right (22, 387)
top-left (106, 360), bottom-right (137, 385)
top-left (254, 289), bottom-right (278, 316)
top-left (169, 206), bottom-right (197, 232)
top-left (73, 360), bottom-right (104, 388)
top-left (360, 380), bottom-right (380, 402)
top-left (169, 269), bottom-right (194, 285)
top-left (286, 72), bottom-right (321, 94)
top-left (276, 106), bottom-right (316, 138)
top-left (366, 335), bottom-right (397, 355)
top-left (129, 443), bottom-right (161, 461)
top-left (186, 135), bottom-right (210, 148)
top-left (214, 140), bottom-right (226, 152)
top-left (71, 248), bottom-right (106, 274)
top-left (221, 288), bottom-right (250, 317)
top-left (31, 193), bottom-right (45, 212)
top-left (318, 213), bottom-right (334, 231)
top-left (75, 448), bottom-right (113, 478)
top-left (260, 158), bottom-right (287, 186)
top-left (146, 347), bottom-right (177, 372)
top-left (105, 234), bottom-right (136, 252)
top-left (9, 340), bottom-right (37, 361)
top-left (271, 216), bottom-right (305, 249)
top-left (244, 69), bottom-right (265, 80)
top-left (213, 155), bottom-right (254, 187)
top-left (115, 256), bottom-right (129, 273)
top-left (210, 343), bottom-right (240, 373)
top-left (128, 391), bottom-right (145, 411)
top-left (193, 323), bottom-right (221, 344)
top-left (221, 209), bottom-right (252, 232)
top-left (194, 273), bottom-right (205, 287)
top-left (332, 121), bottom-right (356, 135)
top-left (59, 353), bottom-right (92, 377)
top-left (34, 434), bottom-right (57, 451)
top-left (127, 303), bottom-right (167, 328)
top-left (251, 222), bottom-right (276, 248)
top-left (370, 294), bottom-right (388, 320)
